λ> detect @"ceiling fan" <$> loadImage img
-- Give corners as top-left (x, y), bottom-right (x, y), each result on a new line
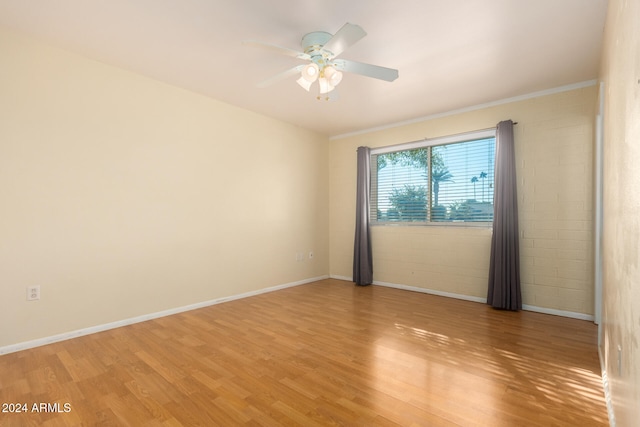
top-left (244, 23), bottom-right (399, 100)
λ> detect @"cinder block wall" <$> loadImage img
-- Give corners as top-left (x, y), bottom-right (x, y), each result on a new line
top-left (517, 89), bottom-right (595, 314)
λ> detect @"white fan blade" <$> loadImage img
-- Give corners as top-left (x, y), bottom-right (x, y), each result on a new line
top-left (333, 59), bottom-right (399, 82)
top-left (322, 23), bottom-right (366, 57)
top-left (243, 40), bottom-right (310, 60)
top-left (257, 65), bottom-right (304, 88)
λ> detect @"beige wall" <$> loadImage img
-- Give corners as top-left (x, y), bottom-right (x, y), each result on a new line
top-left (0, 27), bottom-right (329, 349)
top-left (330, 86), bottom-right (596, 316)
top-left (599, 0), bottom-right (640, 424)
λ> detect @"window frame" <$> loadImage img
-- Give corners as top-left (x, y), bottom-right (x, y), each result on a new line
top-left (370, 128), bottom-right (496, 227)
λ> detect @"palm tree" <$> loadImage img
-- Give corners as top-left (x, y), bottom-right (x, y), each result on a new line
top-left (479, 171), bottom-right (487, 202)
top-left (471, 176), bottom-right (478, 200)
top-left (432, 167), bottom-right (454, 207)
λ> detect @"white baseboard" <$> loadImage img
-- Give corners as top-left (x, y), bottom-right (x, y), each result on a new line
top-left (373, 280), bottom-right (487, 304)
top-left (0, 275), bottom-right (329, 356)
top-left (599, 346), bottom-right (617, 426)
top-left (522, 304), bottom-right (594, 321)
top-left (330, 275), bottom-right (596, 321)
top-left (329, 274), bottom-right (353, 282)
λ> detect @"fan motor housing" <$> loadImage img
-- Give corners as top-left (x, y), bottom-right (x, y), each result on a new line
top-left (301, 31), bottom-right (332, 56)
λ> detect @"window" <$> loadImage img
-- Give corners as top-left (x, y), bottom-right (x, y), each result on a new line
top-left (370, 129), bottom-right (496, 224)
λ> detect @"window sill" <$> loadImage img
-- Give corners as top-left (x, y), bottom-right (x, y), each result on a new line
top-left (371, 221), bottom-right (493, 229)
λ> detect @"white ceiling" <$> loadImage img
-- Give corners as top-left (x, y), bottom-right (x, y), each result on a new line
top-left (0, 0), bottom-right (608, 137)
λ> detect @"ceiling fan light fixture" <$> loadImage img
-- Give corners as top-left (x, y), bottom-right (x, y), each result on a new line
top-left (301, 63), bottom-right (319, 82)
top-left (247, 23), bottom-right (398, 99)
top-left (324, 66), bottom-right (343, 87)
top-left (318, 77), bottom-right (335, 94)
top-left (296, 76), bottom-right (313, 91)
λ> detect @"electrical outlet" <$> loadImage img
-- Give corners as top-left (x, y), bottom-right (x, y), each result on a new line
top-left (27, 285), bottom-right (40, 301)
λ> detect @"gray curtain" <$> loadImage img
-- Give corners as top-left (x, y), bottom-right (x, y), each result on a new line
top-left (353, 146), bottom-right (373, 285)
top-left (487, 120), bottom-right (522, 310)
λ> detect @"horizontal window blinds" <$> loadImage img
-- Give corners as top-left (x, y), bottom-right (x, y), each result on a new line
top-left (371, 136), bottom-right (495, 224)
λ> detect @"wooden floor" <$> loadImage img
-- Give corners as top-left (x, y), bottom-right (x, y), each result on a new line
top-left (0, 279), bottom-right (608, 426)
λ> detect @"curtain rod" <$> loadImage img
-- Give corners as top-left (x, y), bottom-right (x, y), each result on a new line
top-left (423, 122), bottom-right (518, 143)
top-left (359, 121), bottom-right (517, 153)
top-left (425, 121), bottom-right (517, 141)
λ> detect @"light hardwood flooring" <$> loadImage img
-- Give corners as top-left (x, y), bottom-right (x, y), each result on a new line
top-left (0, 279), bottom-right (608, 426)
